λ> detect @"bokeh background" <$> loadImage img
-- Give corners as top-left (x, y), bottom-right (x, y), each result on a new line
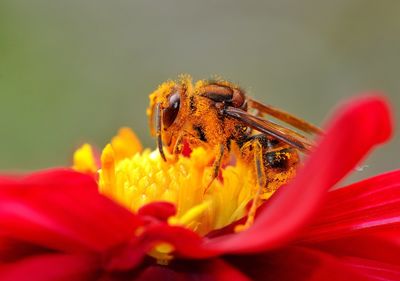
top-left (1, 1), bottom-right (399, 183)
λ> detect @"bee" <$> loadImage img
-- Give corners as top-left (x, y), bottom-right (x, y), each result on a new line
top-left (147, 75), bottom-right (322, 227)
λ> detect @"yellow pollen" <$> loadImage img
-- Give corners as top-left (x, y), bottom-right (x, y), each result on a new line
top-left (111, 127), bottom-right (143, 162)
top-left (168, 201), bottom-right (211, 231)
top-left (72, 127), bottom-right (142, 175)
top-left (97, 142), bottom-right (271, 236)
top-left (72, 144), bottom-right (97, 174)
top-left (74, 128), bottom-right (296, 263)
top-left (99, 144), bottom-right (116, 197)
top-left (148, 243), bottom-right (175, 265)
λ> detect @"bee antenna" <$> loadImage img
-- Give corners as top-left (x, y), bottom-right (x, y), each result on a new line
top-left (155, 103), bottom-right (167, 161)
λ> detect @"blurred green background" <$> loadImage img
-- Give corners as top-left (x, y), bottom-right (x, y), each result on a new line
top-left (0, 1), bottom-right (399, 183)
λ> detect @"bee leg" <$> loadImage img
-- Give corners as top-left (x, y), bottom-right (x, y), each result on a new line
top-left (172, 133), bottom-right (185, 161)
top-left (204, 144), bottom-right (225, 194)
top-left (155, 103), bottom-right (167, 161)
top-left (236, 139), bottom-right (266, 231)
top-left (172, 134), bottom-right (183, 154)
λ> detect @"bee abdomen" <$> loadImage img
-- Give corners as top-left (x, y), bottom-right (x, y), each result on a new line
top-left (264, 148), bottom-right (291, 170)
top-left (193, 125), bottom-right (207, 142)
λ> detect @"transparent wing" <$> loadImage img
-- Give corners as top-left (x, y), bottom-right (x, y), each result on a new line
top-left (248, 98), bottom-right (323, 135)
top-left (224, 106), bottom-right (316, 152)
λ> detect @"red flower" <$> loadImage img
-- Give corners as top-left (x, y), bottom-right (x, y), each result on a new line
top-left (0, 95), bottom-right (399, 280)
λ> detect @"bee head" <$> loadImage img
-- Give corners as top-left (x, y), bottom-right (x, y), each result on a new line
top-left (147, 75), bottom-right (193, 160)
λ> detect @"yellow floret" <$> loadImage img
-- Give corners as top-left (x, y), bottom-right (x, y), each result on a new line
top-left (72, 144), bottom-right (97, 174)
top-left (98, 144), bottom-right (274, 236)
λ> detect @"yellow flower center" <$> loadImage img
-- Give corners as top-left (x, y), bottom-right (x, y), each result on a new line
top-left (73, 128), bottom-right (296, 262)
top-left (99, 143), bottom-right (271, 236)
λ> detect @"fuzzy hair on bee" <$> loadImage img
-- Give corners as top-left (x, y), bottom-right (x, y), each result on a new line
top-left (147, 74), bottom-right (322, 229)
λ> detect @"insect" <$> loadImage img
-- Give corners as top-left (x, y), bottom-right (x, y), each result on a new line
top-left (147, 75), bottom-right (322, 228)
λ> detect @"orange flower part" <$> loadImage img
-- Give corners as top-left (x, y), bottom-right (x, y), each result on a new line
top-left (97, 138), bottom-right (278, 236)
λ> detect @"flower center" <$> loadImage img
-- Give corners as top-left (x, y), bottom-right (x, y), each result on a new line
top-left (73, 127), bottom-right (298, 264)
top-left (98, 143), bottom-right (271, 235)
top-left (73, 128), bottom-right (297, 236)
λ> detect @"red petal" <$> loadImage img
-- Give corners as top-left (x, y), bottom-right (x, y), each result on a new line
top-left (132, 96), bottom-right (393, 259)
top-left (139, 224), bottom-right (210, 257)
top-left (0, 237), bottom-right (49, 262)
top-left (0, 169), bottom-right (143, 253)
top-left (308, 233), bottom-right (400, 276)
top-left (181, 139), bottom-right (192, 157)
top-left (138, 202), bottom-right (176, 222)
top-left (342, 257), bottom-right (400, 281)
top-left (0, 254), bottom-right (98, 281)
top-left (103, 236), bottom-right (153, 272)
top-left (312, 234), bottom-right (400, 280)
top-left (226, 246), bottom-right (367, 281)
top-left (301, 170), bottom-right (400, 242)
top-left (199, 95), bottom-right (393, 254)
top-left (135, 258), bottom-right (251, 281)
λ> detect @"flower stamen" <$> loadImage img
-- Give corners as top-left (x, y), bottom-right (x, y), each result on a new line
top-left (148, 243), bottom-right (175, 265)
top-left (76, 128), bottom-right (297, 260)
top-left (72, 144), bottom-right (97, 174)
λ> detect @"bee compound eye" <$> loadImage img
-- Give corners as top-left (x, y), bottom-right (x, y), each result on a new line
top-left (163, 91), bottom-right (181, 128)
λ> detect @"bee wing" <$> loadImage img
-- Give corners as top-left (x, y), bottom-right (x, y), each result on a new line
top-left (224, 106), bottom-right (315, 152)
top-left (248, 99), bottom-right (323, 135)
